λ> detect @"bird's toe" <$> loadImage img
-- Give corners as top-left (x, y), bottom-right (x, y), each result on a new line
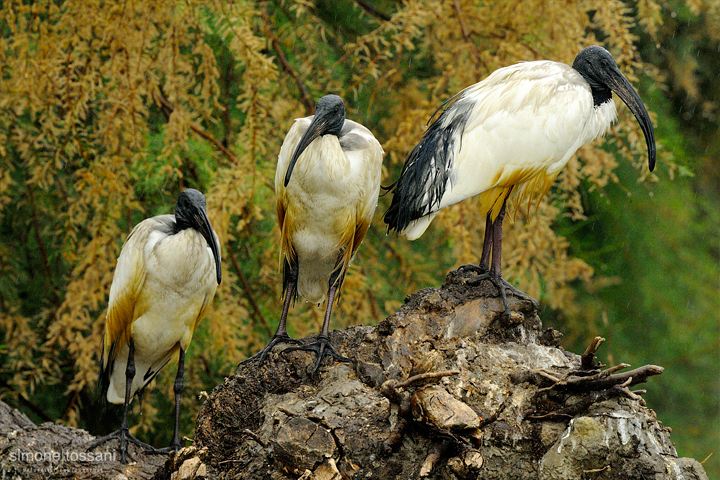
top-left (499, 279), bottom-right (540, 310)
top-left (458, 264), bottom-right (489, 275)
top-left (87, 429), bottom-right (154, 464)
top-left (241, 334), bottom-right (302, 366)
top-left (145, 442), bottom-right (182, 456)
top-left (282, 336), bottom-right (352, 377)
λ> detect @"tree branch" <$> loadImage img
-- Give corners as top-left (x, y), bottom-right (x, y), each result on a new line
top-left (226, 246), bottom-right (272, 337)
top-left (153, 91), bottom-right (240, 166)
top-left (452, 0), bottom-right (481, 64)
top-left (261, 3), bottom-right (315, 115)
top-left (354, 0), bottom-right (391, 21)
top-left (581, 336), bottom-right (605, 370)
top-left (512, 364), bottom-right (664, 393)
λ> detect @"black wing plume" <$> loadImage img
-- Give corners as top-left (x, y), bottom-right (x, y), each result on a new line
top-left (383, 99), bottom-right (473, 233)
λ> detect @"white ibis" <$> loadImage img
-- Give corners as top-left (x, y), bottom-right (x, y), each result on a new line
top-left (89, 188), bottom-right (221, 463)
top-left (242, 94), bottom-right (383, 375)
top-left (384, 46), bottom-right (655, 314)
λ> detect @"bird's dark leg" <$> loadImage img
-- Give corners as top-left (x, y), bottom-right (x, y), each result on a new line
top-left (489, 198), bottom-right (506, 278)
top-left (488, 199), bottom-right (512, 316)
top-left (457, 196), bottom-right (539, 317)
top-left (86, 339), bottom-right (154, 464)
top-left (488, 199), bottom-right (540, 314)
top-left (241, 261), bottom-right (302, 365)
top-left (460, 212), bottom-right (493, 275)
top-left (146, 347), bottom-right (186, 456)
top-left (170, 348), bottom-right (185, 451)
top-left (479, 212), bottom-right (493, 272)
top-left (282, 268), bottom-right (352, 377)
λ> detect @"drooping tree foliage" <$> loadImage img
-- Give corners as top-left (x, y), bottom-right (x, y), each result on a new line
top-left (0, 0), bottom-right (717, 475)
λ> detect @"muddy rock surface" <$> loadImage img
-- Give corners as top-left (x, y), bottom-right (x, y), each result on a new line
top-left (170, 268), bottom-right (708, 480)
top-left (0, 268), bottom-right (709, 479)
top-left (0, 399), bottom-right (165, 479)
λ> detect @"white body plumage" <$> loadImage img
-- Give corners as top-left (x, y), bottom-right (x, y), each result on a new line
top-left (399, 60), bottom-right (619, 240)
top-left (103, 213), bottom-right (219, 403)
top-left (383, 46), bottom-right (654, 318)
top-left (276, 117), bottom-right (384, 304)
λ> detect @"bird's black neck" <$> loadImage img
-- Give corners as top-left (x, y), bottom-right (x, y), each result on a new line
top-left (173, 218), bottom-right (191, 234)
top-left (589, 82), bottom-right (612, 107)
top-left (572, 60), bottom-right (613, 107)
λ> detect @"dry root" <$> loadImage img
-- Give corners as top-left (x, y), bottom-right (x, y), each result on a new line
top-left (511, 336), bottom-right (664, 421)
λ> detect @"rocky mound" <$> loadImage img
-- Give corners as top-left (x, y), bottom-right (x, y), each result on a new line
top-left (0, 268), bottom-right (708, 480)
top-left (169, 268), bottom-right (708, 480)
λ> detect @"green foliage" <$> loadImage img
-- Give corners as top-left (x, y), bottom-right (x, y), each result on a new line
top-left (0, 0), bottom-right (717, 476)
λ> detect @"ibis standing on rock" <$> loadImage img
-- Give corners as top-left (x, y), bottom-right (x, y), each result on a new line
top-left (384, 46), bottom-right (656, 314)
top-left (89, 188), bottom-right (221, 463)
top-left (242, 94), bottom-right (383, 375)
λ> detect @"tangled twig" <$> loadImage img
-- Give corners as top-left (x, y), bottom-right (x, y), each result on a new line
top-left (512, 336), bottom-right (663, 421)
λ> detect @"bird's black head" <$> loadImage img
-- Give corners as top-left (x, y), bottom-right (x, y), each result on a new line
top-left (175, 189), bottom-right (207, 227)
top-left (314, 94), bottom-right (346, 137)
top-left (175, 188), bottom-right (222, 285)
top-left (284, 94), bottom-right (346, 187)
top-left (572, 45), bottom-right (656, 171)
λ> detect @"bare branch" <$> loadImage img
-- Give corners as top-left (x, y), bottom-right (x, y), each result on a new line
top-left (242, 428), bottom-right (266, 447)
top-left (394, 370), bottom-right (460, 390)
top-left (514, 364), bottom-right (662, 394)
top-left (154, 91), bottom-right (240, 166)
top-left (354, 0), bottom-right (391, 21)
top-left (226, 246), bottom-right (273, 337)
top-left (478, 395), bottom-right (511, 429)
top-left (261, 3), bottom-right (315, 115)
top-left (452, 0), bottom-right (481, 64)
top-left (581, 336), bottom-right (605, 370)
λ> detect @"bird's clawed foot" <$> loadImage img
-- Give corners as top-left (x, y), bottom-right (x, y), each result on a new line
top-left (498, 278), bottom-right (540, 311)
top-left (145, 441), bottom-right (183, 457)
top-left (458, 264), bottom-right (489, 275)
top-left (87, 428), bottom-right (154, 464)
top-left (458, 265), bottom-right (540, 318)
top-left (282, 335), bottom-right (352, 377)
top-left (240, 333), bottom-right (302, 366)
top-left (485, 275), bottom-right (538, 319)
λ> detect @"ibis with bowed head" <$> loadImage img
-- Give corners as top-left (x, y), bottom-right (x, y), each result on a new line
top-left (384, 46), bottom-right (656, 314)
top-left (242, 94), bottom-right (383, 375)
top-left (89, 188), bottom-right (221, 463)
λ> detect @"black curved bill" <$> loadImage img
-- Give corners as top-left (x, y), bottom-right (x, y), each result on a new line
top-left (194, 208), bottom-right (222, 285)
top-left (606, 70), bottom-right (656, 171)
top-left (284, 112), bottom-right (335, 187)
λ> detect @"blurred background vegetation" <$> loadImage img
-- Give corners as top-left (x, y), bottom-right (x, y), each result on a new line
top-left (0, 0), bottom-right (717, 476)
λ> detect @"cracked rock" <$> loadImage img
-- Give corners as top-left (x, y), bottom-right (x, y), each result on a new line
top-left (411, 385), bottom-right (481, 432)
top-left (539, 412), bottom-right (708, 480)
top-left (271, 416), bottom-right (337, 473)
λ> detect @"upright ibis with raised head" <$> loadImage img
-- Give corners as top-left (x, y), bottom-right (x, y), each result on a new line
top-left (384, 46), bottom-right (655, 313)
top-left (89, 188), bottom-right (221, 463)
top-left (242, 94), bottom-right (383, 375)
